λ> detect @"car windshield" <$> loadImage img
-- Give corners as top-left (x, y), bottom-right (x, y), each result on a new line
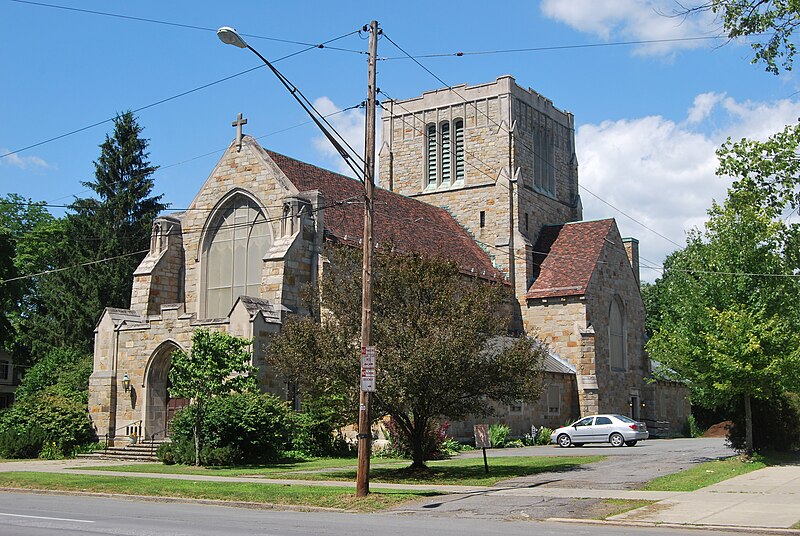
top-left (614, 414), bottom-right (635, 423)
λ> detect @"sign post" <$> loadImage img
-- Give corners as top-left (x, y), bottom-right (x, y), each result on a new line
top-left (474, 424), bottom-right (491, 474)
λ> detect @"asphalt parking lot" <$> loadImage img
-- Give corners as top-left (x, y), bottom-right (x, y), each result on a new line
top-left (391, 438), bottom-right (735, 519)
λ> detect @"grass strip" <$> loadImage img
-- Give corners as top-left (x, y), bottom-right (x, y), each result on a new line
top-left (595, 499), bottom-right (656, 519)
top-left (641, 456), bottom-right (765, 492)
top-left (84, 455), bottom-right (604, 487)
top-left (0, 472), bottom-right (435, 512)
top-left (83, 457), bottom-right (408, 476)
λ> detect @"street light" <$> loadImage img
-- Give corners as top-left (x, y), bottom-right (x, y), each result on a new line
top-left (218, 23), bottom-right (379, 498)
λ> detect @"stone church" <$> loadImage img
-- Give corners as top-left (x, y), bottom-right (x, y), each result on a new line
top-left (88, 76), bottom-right (688, 444)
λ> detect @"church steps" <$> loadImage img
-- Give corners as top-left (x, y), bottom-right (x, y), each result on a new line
top-left (77, 440), bottom-right (168, 462)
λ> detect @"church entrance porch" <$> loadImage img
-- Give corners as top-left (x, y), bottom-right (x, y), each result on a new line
top-left (144, 342), bottom-right (187, 441)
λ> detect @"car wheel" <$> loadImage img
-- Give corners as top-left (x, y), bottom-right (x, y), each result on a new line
top-left (609, 433), bottom-right (624, 447)
top-left (625, 440), bottom-right (637, 447)
top-left (557, 434), bottom-right (572, 448)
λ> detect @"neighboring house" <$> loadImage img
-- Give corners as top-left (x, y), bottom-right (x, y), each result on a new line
top-left (88, 76), bottom-right (689, 445)
top-left (0, 350), bottom-right (20, 409)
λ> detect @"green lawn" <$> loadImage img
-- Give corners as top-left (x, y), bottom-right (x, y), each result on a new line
top-left (0, 472), bottom-right (433, 512)
top-left (84, 455), bottom-right (604, 487)
top-left (595, 499), bottom-right (656, 519)
top-left (641, 452), bottom-right (799, 492)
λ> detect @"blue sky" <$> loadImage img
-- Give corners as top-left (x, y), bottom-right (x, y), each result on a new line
top-left (2, 0), bottom-right (798, 282)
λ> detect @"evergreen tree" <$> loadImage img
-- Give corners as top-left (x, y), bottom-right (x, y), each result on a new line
top-left (70, 110), bottom-right (165, 310)
top-left (22, 112), bottom-right (165, 359)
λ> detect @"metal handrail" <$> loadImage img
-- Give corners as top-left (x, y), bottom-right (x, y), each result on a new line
top-left (103, 420), bottom-right (143, 451)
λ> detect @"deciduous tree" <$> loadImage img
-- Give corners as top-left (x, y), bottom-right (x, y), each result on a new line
top-left (268, 248), bottom-right (547, 469)
top-left (168, 329), bottom-right (257, 466)
top-left (646, 188), bottom-right (800, 453)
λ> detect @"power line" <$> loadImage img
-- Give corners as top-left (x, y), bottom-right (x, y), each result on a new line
top-left (378, 34), bottom-right (732, 60)
top-left (41, 103), bottom-right (364, 206)
top-left (9, 0), bottom-right (366, 54)
top-left (0, 28), bottom-right (361, 160)
top-left (0, 193), bottom-right (363, 284)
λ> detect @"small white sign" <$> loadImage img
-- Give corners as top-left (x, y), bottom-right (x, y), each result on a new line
top-left (360, 346), bottom-right (377, 392)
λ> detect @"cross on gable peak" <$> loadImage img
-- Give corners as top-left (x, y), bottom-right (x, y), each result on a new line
top-left (232, 113), bottom-right (248, 152)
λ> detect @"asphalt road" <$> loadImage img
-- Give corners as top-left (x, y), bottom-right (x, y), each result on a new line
top-left (0, 492), bottom-right (749, 536)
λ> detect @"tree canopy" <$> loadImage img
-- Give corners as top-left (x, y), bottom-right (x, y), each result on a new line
top-left (268, 248), bottom-right (547, 468)
top-left (169, 329), bottom-right (257, 465)
top-left (13, 112), bottom-right (166, 360)
top-left (646, 184), bottom-right (800, 452)
top-left (684, 1), bottom-right (800, 74)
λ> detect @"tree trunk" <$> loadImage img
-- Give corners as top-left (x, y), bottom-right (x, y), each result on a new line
top-left (193, 406), bottom-right (202, 466)
top-left (744, 392), bottom-right (753, 455)
top-left (409, 419), bottom-right (427, 470)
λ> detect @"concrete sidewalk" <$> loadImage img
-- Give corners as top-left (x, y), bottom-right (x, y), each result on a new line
top-left (606, 464), bottom-right (800, 530)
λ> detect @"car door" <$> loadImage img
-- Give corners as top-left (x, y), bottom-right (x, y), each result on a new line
top-left (593, 416), bottom-right (615, 442)
top-left (571, 416), bottom-right (595, 443)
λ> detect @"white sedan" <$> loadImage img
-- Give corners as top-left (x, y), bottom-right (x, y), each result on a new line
top-left (551, 414), bottom-right (649, 447)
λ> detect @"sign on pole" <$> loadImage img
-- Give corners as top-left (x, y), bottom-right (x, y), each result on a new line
top-left (361, 346), bottom-right (376, 392)
top-left (474, 424), bottom-right (491, 474)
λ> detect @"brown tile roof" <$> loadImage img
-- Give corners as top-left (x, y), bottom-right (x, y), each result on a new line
top-left (266, 149), bottom-right (503, 280)
top-left (526, 219), bottom-right (614, 299)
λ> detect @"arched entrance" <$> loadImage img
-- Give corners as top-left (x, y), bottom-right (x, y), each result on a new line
top-left (144, 342), bottom-right (189, 439)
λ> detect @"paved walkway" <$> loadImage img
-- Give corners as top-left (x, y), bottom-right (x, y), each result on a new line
top-left (606, 464), bottom-right (800, 530)
top-left (1, 457), bottom-right (799, 532)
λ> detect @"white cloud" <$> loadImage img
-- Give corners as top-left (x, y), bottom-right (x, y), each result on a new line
top-left (577, 95), bottom-right (800, 281)
top-left (540, 0), bottom-right (719, 56)
top-left (311, 97), bottom-right (369, 177)
top-left (0, 148), bottom-right (52, 171)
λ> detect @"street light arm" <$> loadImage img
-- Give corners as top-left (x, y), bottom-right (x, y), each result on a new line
top-left (218, 26), bottom-right (365, 180)
top-left (249, 44), bottom-right (365, 179)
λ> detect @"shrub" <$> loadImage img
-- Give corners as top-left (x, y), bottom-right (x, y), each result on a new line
top-left (488, 423), bottom-right (510, 448)
top-left (289, 395), bottom-right (351, 457)
top-left (535, 426), bottom-right (554, 445)
top-left (156, 443), bottom-right (175, 465)
top-left (0, 425), bottom-right (47, 458)
top-left (685, 415), bottom-right (705, 438)
top-left (168, 392), bottom-right (292, 465)
top-left (0, 391), bottom-right (94, 457)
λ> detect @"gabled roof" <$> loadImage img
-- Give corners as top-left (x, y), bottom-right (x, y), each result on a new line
top-left (526, 219), bottom-right (615, 300)
top-left (234, 295), bottom-right (282, 321)
top-left (265, 149), bottom-right (503, 280)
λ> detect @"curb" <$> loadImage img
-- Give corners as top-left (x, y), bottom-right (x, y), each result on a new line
top-left (0, 487), bottom-right (350, 513)
top-left (547, 517), bottom-right (800, 535)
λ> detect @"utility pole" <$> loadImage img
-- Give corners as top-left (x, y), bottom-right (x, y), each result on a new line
top-left (508, 122), bottom-right (516, 294)
top-left (356, 19), bottom-right (378, 498)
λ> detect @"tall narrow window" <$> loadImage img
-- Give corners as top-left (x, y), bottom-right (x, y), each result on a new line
top-left (454, 119), bottom-right (464, 182)
top-left (204, 197), bottom-right (271, 318)
top-left (547, 384), bottom-right (561, 415)
top-left (609, 298), bottom-right (626, 370)
top-left (479, 211), bottom-right (486, 228)
top-left (440, 121), bottom-right (451, 184)
top-left (426, 124), bottom-right (437, 186)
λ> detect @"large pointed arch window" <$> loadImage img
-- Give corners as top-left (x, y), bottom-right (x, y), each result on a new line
top-left (203, 196), bottom-right (270, 318)
top-left (609, 297), bottom-right (626, 371)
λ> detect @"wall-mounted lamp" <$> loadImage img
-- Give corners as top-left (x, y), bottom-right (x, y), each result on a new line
top-left (121, 372), bottom-right (131, 392)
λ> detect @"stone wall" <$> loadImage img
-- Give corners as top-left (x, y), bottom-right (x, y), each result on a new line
top-left (583, 223), bottom-right (651, 417)
top-left (447, 372), bottom-right (579, 441)
top-left (378, 76), bottom-right (581, 287)
top-left (180, 138), bottom-right (298, 319)
top-left (642, 381), bottom-right (692, 437)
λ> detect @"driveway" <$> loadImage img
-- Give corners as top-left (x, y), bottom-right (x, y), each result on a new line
top-left (391, 438), bottom-right (735, 519)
